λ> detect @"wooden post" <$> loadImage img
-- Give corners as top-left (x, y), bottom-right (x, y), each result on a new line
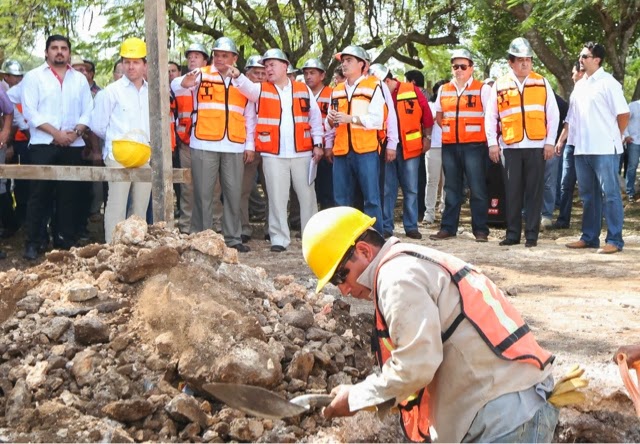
top-left (144, 0), bottom-right (174, 223)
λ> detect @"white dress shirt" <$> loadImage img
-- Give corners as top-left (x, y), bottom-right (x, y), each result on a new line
top-left (428, 102), bottom-right (442, 148)
top-left (232, 74), bottom-right (323, 159)
top-left (484, 70), bottom-right (559, 149)
top-left (20, 62), bottom-right (93, 147)
top-left (6, 83), bottom-right (28, 131)
top-left (90, 76), bottom-right (150, 161)
top-left (567, 67), bottom-right (629, 155)
top-left (379, 81), bottom-right (399, 151)
top-left (565, 93), bottom-right (578, 146)
top-left (623, 100), bottom-right (640, 144)
top-left (171, 71), bottom-right (256, 153)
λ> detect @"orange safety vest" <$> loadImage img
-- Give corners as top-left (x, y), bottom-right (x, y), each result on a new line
top-left (169, 92), bottom-right (177, 151)
top-left (255, 81), bottom-right (313, 155)
top-left (372, 243), bottom-right (554, 443)
top-left (192, 66), bottom-right (248, 144)
top-left (332, 76), bottom-right (381, 156)
top-left (395, 82), bottom-right (424, 159)
top-left (440, 80), bottom-right (486, 145)
top-left (495, 72), bottom-right (547, 145)
top-left (174, 83), bottom-right (194, 145)
top-left (316, 85), bottom-right (332, 119)
top-left (14, 103), bottom-right (28, 142)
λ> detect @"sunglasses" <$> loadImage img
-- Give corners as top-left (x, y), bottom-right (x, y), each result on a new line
top-left (452, 64), bottom-right (469, 71)
top-left (329, 246), bottom-right (355, 286)
top-left (579, 54), bottom-right (593, 59)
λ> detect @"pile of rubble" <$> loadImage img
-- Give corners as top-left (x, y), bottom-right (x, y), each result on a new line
top-left (0, 216), bottom-right (403, 443)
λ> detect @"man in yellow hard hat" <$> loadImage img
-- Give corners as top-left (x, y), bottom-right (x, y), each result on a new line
top-left (302, 206), bottom-right (558, 443)
top-left (90, 37), bottom-right (151, 243)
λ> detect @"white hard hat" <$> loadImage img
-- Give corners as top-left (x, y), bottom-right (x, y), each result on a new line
top-left (212, 37), bottom-right (238, 55)
top-left (245, 55), bottom-right (264, 70)
top-left (508, 38), bottom-right (534, 58)
top-left (335, 45), bottom-right (370, 63)
top-left (261, 48), bottom-right (290, 65)
top-left (302, 58), bottom-right (326, 72)
top-left (369, 63), bottom-right (390, 81)
top-left (450, 49), bottom-right (473, 63)
top-left (184, 43), bottom-right (209, 58)
top-left (1, 60), bottom-right (24, 76)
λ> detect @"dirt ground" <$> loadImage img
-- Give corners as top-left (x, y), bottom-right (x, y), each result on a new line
top-left (1, 196), bottom-right (639, 440)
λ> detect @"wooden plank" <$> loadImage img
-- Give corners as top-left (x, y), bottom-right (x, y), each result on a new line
top-left (144, 0), bottom-right (174, 222)
top-left (0, 165), bottom-right (191, 183)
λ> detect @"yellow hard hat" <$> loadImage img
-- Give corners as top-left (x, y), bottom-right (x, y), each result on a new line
top-left (112, 139), bottom-right (151, 168)
top-left (120, 37), bottom-right (147, 59)
top-left (302, 207), bottom-right (375, 293)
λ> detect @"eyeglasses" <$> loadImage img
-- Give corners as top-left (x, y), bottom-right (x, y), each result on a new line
top-left (579, 54), bottom-right (593, 59)
top-left (452, 64), bottom-right (469, 71)
top-left (329, 246), bottom-right (355, 286)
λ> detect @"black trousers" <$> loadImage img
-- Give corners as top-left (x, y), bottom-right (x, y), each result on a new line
top-left (503, 148), bottom-right (545, 242)
top-left (12, 140), bottom-right (31, 226)
top-left (25, 144), bottom-right (84, 248)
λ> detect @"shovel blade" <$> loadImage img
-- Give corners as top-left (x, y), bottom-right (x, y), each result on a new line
top-left (202, 382), bottom-right (308, 420)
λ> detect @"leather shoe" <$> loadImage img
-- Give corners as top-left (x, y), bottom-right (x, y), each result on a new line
top-left (525, 240), bottom-right (537, 248)
top-left (597, 244), bottom-right (620, 254)
top-left (406, 230), bottom-right (422, 240)
top-left (499, 239), bottom-right (520, 246)
top-left (550, 222), bottom-right (569, 230)
top-left (23, 245), bottom-right (38, 261)
top-left (474, 233), bottom-right (488, 243)
top-left (241, 234), bottom-right (251, 243)
top-left (429, 230), bottom-right (455, 240)
top-left (264, 234), bottom-right (271, 241)
top-left (0, 250), bottom-right (6, 260)
top-left (231, 243), bottom-right (251, 253)
top-left (565, 240), bottom-right (594, 249)
top-left (270, 245), bottom-right (286, 252)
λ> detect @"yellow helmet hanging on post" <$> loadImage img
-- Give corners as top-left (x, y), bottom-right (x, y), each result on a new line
top-left (112, 140), bottom-right (151, 168)
top-left (302, 207), bottom-right (376, 293)
top-left (120, 37), bottom-right (147, 59)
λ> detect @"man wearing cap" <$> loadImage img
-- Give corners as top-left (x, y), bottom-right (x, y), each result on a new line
top-left (564, 42), bottom-right (629, 254)
top-left (430, 49), bottom-right (492, 242)
top-left (485, 38), bottom-right (559, 248)
top-left (302, 58), bottom-right (335, 210)
top-left (171, 43), bottom-right (209, 233)
top-left (173, 37), bottom-right (256, 252)
top-left (327, 45), bottom-right (387, 234)
top-left (20, 35), bottom-right (93, 259)
top-left (369, 63), bottom-right (433, 240)
top-left (90, 37), bottom-right (151, 244)
top-left (227, 48), bottom-right (325, 252)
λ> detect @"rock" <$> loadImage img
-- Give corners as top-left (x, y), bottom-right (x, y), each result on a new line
top-left (65, 281), bottom-right (98, 302)
top-left (117, 246), bottom-right (180, 284)
top-left (112, 215), bottom-right (148, 245)
top-left (5, 379), bottom-right (32, 422)
top-left (154, 332), bottom-right (175, 357)
top-left (76, 243), bottom-right (104, 258)
top-left (102, 399), bottom-right (155, 422)
top-left (217, 263), bottom-right (275, 294)
top-left (211, 339), bottom-right (283, 388)
top-left (110, 334), bottom-right (131, 352)
top-left (202, 430), bottom-right (223, 442)
top-left (25, 361), bottom-right (49, 389)
top-left (45, 250), bottom-right (75, 263)
top-left (74, 316), bottom-right (110, 345)
top-left (282, 310), bottom-right (315, 330)
top-left (70, 349), bottom-right (100, 386)
top-left (165, 393), bottom-right (208, 427)
top-left (228, 418), bottom-right (264, 442)
top-left (179, 423), bottom-right (202, 440)
top-left (306, 327), bottom-right (333, 341)
top-left (327, 372), bottom-right (353, 392)
top-left (286, 351), bottom-right (315, 382)
top-left (15, 294), bottom-right (43, 314)
top-left (96, 270), bottom-right (116, 291)
top-left (188, 230), bottom-right (227, 260)
top-left (42, 317), bottom-right (72, 341)
top-left (287, 378), bottom-right (306, 392)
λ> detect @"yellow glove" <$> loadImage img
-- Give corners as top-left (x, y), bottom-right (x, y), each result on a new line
top-left (548, 364), bottom-right (588, 407)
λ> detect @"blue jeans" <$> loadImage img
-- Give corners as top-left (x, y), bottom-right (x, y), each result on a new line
top-left (556, 144), bottom-right (576, 227)
top-left (491, 402), bottom-right (559, 443)
top-left (625, 142), bottom-right (640, 198)
top-left (575, 154), bottom-right (624, 249)
top-left (542, 154), bottom-right (560, 219)
top-left (383, 148), bottom-right (419, 234)
top-left (441, 142), bottom-right (489, 235)
top-left (333, 150), bottom-right (383, 233)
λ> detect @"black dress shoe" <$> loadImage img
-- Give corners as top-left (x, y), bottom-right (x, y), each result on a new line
top-left (241, 234), bottom-right (251, 243)
top-left (0, 250), bottom-right (6, 260)
top-left (264, 234), bottom-right (271, 241)
top-left (499, 239), bottom-right (520, 246)
top-left (270, 245), bottom-right (286, 252)
top-left (525, 240), bottom-right (538, 248)
top-left (406, 230), bottom-right (422, 240)
top-left (230, 243), bottom-right (251, 253)
top-left (23, 245), bottom-right (38, 260)
top-left (550, 222), bottom-right (569, 230)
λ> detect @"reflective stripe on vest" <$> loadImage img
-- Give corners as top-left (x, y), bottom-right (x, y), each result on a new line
top-left (371, 243), bottom-right (554, 443)
top-left (14, 103), bottom-right (28, 142)
top-left (332, 75), bottom-right (381, 156)
top-left (255, 81), bottom-right (313, 155)
top-left (440, 80), bottom-right (487, 144)
top-left (316, 86), bottom-right (332, 119)
top-left (496, 72), bottom-right (547, 144)
top-left (174, 87), bottom-right (194, 144)
top-left (395, 82), bottom-right (423, 159)
top-left (192, 67), bottom-right (248, 143)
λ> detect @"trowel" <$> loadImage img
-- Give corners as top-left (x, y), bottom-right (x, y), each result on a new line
top-left (202, 382), bottom-right (334, 420)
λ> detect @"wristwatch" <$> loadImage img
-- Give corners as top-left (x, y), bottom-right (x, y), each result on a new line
top-left (351, 116), bottom-right (358, 124)
top-left (313, 143), bottom-right (324, 149)
top-left (74, 128), bottom-right (84, 137)
top-left (424, 134), bottom-right (432, 140)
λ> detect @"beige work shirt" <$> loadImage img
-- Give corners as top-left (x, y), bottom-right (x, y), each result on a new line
top-left (348, 238), bottom-right (554, 443)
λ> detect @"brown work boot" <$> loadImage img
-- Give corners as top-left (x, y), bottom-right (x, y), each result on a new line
top-left (597, 244), bottom-right (620, 254)
top-left (474, 232), bottom-right (488, 243)
top-left (429, 230), bottom-right (456, 240)
top-left (565, 240), bottom-right (592, 249)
